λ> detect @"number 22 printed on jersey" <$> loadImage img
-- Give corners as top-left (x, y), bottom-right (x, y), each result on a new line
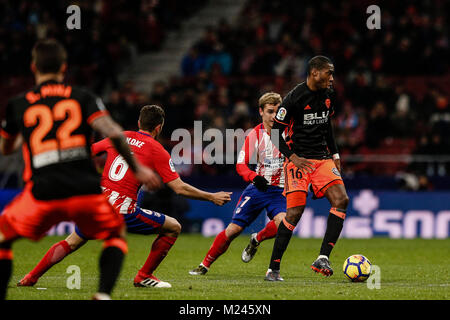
top-left (23, 99), bottom-right (88, 168)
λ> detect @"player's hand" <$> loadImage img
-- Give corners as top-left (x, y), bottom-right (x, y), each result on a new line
top-left (289, 154), bottom-right (315, 173)
top-left (135, 165), bottom-right (162, 191)
top-left (252, 175), bottom-right (269, 192)
top-left (210, 191), bottom-right (232, 206)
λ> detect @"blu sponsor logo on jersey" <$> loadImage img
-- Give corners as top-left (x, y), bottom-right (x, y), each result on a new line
top-left (303, 110), bottom-right (330, 125)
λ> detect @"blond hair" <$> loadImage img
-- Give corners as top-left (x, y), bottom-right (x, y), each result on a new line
top-left (258, 92), bottom-right (282, 109)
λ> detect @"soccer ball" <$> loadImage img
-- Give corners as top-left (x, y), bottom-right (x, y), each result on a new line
top-left (343, 254), bottom-right (372, 282)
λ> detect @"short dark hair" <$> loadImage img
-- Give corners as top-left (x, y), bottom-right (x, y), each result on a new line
top-left (139, 105), bottom-right (165, 131)
top-left (307, 55), bottom-right (333, 75)
top-left (32, 39), bottom-right (67, 74)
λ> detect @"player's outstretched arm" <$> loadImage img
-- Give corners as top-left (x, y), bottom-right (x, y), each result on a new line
top-left (90, 115), bottom-right (162, 191)
top-left (167, 177), bottom-right (232, 206)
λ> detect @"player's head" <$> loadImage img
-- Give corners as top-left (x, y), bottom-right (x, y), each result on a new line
top-left (258, 92), bottom-right (282, 129)
top-left (138, 105), bottom-right (165, 137)
top-left (307, 55), bottom-right (334, 90)
top-left (31, 39), bottom-right (67, 77)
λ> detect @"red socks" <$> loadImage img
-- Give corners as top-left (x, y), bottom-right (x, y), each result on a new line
top-left (28, 240), bottom-right (72, 280)
top-left (138, 235), bottom-right (177, 276)
top-left (202, 230), bottom-right (231, 268)
top-left (256, 220), bottom-right (278, 242)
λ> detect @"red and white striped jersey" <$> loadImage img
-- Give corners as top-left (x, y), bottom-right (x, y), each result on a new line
top-left (91, 130), bottom-right (179, 214)
top-left (236, 123), bottom-right (285, 187)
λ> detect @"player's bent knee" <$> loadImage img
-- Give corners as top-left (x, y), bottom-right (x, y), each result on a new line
top-left (225, 223), bottom-right (243, 240)
top-left (273, 212), bottom-right (286, 226)
top-left (286, 205), bottom-right (305, 225)
top-left (163, 216), bottom-right (182, 236)
top-left (65, 232), bottom-right (87, 250)
top-left (332, 194), bottom-right (349, 209)
top-left (171, 219), bottom-right (182, 236)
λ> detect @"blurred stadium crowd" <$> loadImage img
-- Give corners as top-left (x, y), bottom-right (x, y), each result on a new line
top-left (0, 0), bottom-right (449, 191)
top-left (0, 0), bottom-right (206, 98)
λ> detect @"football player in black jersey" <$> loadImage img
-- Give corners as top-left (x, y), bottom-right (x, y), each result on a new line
top-left (265, 56), bottom-right (349, 281)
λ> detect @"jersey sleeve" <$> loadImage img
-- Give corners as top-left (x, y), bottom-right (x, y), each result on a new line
top-left (272, 90), bottom-right (296, 158)
top-left (83, 91), bottom-right (110, 125)
top-left (274, 89), bottom-right (294, 126)
top-left (91, 138), bottom-right (111, 155)
top-left (152, 146), bottom-right (179, 183)
top-left (236, 128), bottom-right (258, 182)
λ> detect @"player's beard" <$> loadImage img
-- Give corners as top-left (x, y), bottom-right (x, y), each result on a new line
top-left (316, 76), bottom-right (328, 90)
top-left (323, 78), bottom-right (333, 89)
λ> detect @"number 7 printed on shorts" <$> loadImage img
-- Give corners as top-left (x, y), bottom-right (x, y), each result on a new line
top-left (235, 196), bottom-right (251, 214)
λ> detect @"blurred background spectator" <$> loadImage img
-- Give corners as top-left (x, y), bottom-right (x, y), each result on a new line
top-left (0, 0), bottom-right (449, 191)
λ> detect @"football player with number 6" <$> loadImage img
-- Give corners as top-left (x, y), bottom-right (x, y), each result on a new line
top-left (18, 105), bottom-right (232, 289)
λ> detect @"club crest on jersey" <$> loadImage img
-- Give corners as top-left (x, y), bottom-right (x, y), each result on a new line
top-left (332, 167), bottom-right (341, 177)
top-left (276, 107), bottom-right (287, 121)
top-left (325, 99), bottom-right (331, 109)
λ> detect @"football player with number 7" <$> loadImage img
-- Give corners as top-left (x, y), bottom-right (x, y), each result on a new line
top-left (189, 92), bottom-right (288, 276)
top-left (18, 105), bottom-right (232, 289)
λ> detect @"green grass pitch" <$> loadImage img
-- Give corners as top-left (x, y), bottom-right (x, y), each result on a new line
top-left (6, 234), bottom-right (449, 300)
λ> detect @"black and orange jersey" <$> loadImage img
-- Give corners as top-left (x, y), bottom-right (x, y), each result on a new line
top-left (271, 81), bottom-right (338, 160)
top-left (1, 80), bottom-right (107, 200)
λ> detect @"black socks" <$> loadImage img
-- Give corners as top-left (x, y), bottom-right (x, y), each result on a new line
top-left (98, 246), bottom-right (125, 295)
top-left (0, 259), bottom-right (12, 300)
top-left (269, 219), bottom-right (295, 271)
top-left (320, 208), bottom-right (346, 257)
